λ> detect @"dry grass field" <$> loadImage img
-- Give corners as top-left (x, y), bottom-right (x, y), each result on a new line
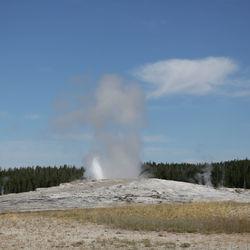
top-left (36, 201), bottom-right (250, 233)
top-left (0, 201), bottom-right (249, 249)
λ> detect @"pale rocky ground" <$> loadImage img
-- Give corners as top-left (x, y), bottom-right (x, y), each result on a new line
top-left (0, 178), bottom-right (250, 213)
top-left (0, 178), bottom-right (249, 249)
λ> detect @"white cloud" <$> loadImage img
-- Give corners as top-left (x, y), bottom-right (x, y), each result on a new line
top-left (0, 111), bottom-right (8, 117)
top-left (39, 66), bottom-right (52, 72)
top-left (143, 146), bottom-right (167, 154)
top-left (134, 57), bottom-right (239, 98)
top-left (143, 135), bottom-right (170, 143)
top-left (49, 131), bottom-right (92, 141)
top-left (232, 89), bottom-right (250, 97)
top-left (25, 114), bottom-right (40, 120)
top-left (0, 140), bottom-right (84, 168)
top-left (182, 158), bottom-right (208, 164)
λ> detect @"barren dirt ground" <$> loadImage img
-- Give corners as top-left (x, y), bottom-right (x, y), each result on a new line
top-left (0, 178), bottom-right (249, 249)
top-left (0, 214), bottom-right (249, 250)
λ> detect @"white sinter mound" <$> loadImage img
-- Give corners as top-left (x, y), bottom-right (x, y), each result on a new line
top-left (0, 178), bottom-right (249, 213)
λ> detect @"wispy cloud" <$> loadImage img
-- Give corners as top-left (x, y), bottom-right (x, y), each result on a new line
top-left (133, 57), bottom-right (250, 98)
top-left (24, 114), bottom-right (40, 120)
top-left (143, 146), bottom-right (167, 154)
top-left (49, 131), bottom-right (92, 141)
top-left (143, 135), bottom-right (170, 143)
top-left (0, 111), bottom-right (8, 117)
top-left (182, 158), bottom-right (208, 164)
top-left (233, 90), bottom-right (250, 97)
top-left (0, 140), bottom-right (84, 168)
top-left (39, 66), bottom-right (52, 72)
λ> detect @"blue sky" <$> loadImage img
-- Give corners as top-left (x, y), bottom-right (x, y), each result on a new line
top-left (1, 0), bottom-right (250, 168)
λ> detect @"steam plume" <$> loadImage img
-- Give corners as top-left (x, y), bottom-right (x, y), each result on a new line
top-left (90, 157), bottom-right (104, 180)
top-left (53, 74), bottom-right (146, 179)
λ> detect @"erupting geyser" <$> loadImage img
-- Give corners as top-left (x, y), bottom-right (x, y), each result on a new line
top-left (91, 157), bottom-right (104, 179)
top-left (53, 74), bottom-right (146, 179)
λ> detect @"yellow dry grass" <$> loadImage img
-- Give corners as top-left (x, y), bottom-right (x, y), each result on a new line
top-left (2, 201), bottom-right (248, 234)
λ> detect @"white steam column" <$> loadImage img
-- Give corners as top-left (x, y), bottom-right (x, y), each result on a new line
top-left (91, 157), bottom-right (104, 179)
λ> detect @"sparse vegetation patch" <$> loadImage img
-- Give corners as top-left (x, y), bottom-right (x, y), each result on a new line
top-left (25, 201), bottom-right (250, 234)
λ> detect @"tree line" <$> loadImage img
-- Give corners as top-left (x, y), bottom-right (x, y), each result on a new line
top-left (0, 159), bottom-right (249, 196)
top-left (0, 165), bottom-right (84, 195)
top-left (141, 159), bottom-right (250, 189)
top-left (211, 159), bottom-right (250, 188)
